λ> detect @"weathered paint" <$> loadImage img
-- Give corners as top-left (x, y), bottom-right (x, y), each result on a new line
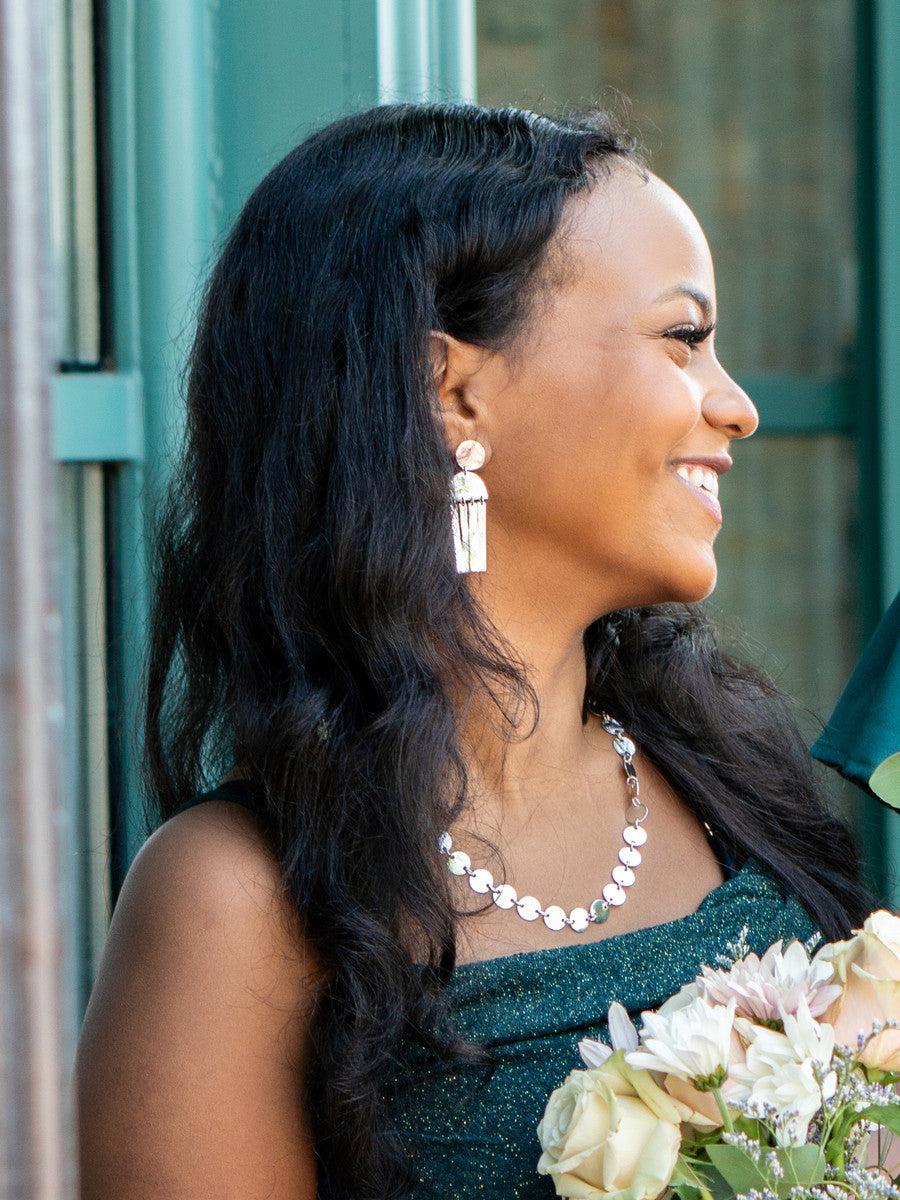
top-left (0, 0), bottom-right (77, 1191)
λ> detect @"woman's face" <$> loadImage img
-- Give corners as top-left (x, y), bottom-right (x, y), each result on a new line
top-left (468, 164), bottom-right (758, 618)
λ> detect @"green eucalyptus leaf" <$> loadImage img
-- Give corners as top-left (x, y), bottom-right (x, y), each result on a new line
top-left (776, 1144), bottom-right (826, 1192)
top-left (670, 1185), bottom-right (703, 1200)
top-left (704, 1144), bottom-right (773, 1195)
top-left (853, 1104), bottom-right (900, 1136)
top-left (870, 753), bottom-right (900, 809)
top-left (694, 1164), bottom-right (738, 1200)
top-left (671, 1159), bottom-right (707, 1190)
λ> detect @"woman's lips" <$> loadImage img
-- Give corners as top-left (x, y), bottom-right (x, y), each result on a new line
top-left (673, 461), bottom-right (724, 524)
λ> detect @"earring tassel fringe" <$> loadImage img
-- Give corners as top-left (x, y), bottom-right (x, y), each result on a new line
top-left (451, 470), bottom-right (488, 573)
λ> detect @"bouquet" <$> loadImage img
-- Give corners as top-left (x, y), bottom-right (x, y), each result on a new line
top-left (537, 911), bottom-right (900, 1200)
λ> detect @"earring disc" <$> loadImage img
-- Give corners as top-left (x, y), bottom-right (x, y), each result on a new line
top-left (455, 440), bottom-right (486, 471)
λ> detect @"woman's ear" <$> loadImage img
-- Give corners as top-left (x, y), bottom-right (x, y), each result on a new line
top-left (430, 332), bottom-right (493, 461)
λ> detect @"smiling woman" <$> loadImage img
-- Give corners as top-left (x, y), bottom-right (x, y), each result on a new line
top-left (75, 104), bottom-right (868, 1200)
top-left (464, 166), bottom-right (759, 621)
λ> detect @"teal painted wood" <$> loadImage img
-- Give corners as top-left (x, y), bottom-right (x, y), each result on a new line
top-left (736, 374), bottom-right (854, 434)
top-left (377, 0), bottom-right (476, 103)
top-left (845, 0), bottom-right (889, 903)
top-left (105, 0), bottom-right (140, 373)
top-left (875, 1), bottom-right (900, 608)
top-left (433, 0), bottom-right (477, 101)
top-left (52, 372), bottom-right (144, 461)
top-left (57, 466), bottom-right (88, 1017)
top-left (871, 0), bottom-right (900, 903)
top-left (105, 0), bottom-right (218, 873)
top-left (823, 0), bottom-right (900, 907)
top-left (839, 0), bottom-right (900, 904)
top-left (215, 1), bottom-right (377, 225)
top-left (214, 0), bottom-right (475, 225)
top-left (377, 0), bottom-right (432, 101)
top-left (104, 0), bottom-right (149, 883)
top-left (855, 0), bottom-right (885, 642)
top-left (133, 0), bottom-right (215, 479)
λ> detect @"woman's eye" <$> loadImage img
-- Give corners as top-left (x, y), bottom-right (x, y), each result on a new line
top-left (663, 323), bottom-right (716, 354)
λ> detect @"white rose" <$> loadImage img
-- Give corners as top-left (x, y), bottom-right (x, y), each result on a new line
top-left (537, 1053), bottom-right (681, 1200)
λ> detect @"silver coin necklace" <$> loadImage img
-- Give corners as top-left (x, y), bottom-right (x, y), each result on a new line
top-left (438, 713), bottom-right (648, 934)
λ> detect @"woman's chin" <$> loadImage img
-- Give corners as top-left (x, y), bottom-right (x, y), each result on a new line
top-left (676, 565), bottom-right (718, 604)
top-left (627, 560), bottom-right (719, 610)
top-left (612, 539), bottom-right (720, 609)
top-left (663, 543), bottom-right (719, 604)
top-left (669, 574), bottom-right (718, 607)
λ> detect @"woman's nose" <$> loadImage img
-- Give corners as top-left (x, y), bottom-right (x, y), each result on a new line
top-left (703, 366), bottom-right (759, 440)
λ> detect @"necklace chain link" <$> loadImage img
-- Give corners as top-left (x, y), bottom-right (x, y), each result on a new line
top-left (438, 713), bottom-right (647, 934)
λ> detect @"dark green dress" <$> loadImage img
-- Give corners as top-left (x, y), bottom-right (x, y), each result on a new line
top-left (174, 786), bottom-right (818, 1199)
top-left (386, 862), bottom-right (816, 1198)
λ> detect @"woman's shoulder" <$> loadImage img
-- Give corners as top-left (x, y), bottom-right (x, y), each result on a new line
top-left (132, 788), bottom-right (295, 957)
top-left (147, 781), bottom-right (292, 952)
top-left (108, 788), bottom-right (321, 1024)
top-left (76, 789), bottom-right (320, 1197)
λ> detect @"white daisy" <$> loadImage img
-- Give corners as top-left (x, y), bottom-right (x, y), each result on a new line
top-left (579, 1001), bottom-right (639, 1067)
top-left (626, 995), bottom-right (736, 1090)
top-left (729, 996), bottom-right (837, 1146)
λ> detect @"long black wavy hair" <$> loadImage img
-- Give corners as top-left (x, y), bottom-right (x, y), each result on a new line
top-left (145, 103), bottom-right (868, 1199)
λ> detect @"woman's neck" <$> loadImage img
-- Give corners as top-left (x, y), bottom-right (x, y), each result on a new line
top-left (459, 605), bottom-right (612, 820)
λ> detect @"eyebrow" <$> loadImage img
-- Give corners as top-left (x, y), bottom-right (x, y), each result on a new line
top-left (653, 285), bottom-right (714, 321)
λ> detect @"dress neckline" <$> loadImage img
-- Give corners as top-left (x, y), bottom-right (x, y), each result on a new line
top-left (449, 859), bottom-right (767, 977)
top-left (180, 782), bottom-right (777, 984)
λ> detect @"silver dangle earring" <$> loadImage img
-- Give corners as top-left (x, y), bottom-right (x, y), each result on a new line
top-left (451, 439), bottom-right (488, 573)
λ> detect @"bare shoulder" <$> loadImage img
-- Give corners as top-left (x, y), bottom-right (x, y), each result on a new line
top-left (101, 799), bottom-right (311, 977)
top-left (77, 800), bottom-right (320, 1199)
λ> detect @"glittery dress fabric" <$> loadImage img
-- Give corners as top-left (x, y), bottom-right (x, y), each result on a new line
top-left (384, 863), bottom-right (817, 1200)
top-left (172, 787), bottom-right (817, 1199)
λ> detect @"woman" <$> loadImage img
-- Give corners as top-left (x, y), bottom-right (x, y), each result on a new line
top-left (76, 104), bottom-right (867, 1199)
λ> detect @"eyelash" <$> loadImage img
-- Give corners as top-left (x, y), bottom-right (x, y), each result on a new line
top-left (664, 323), bottom-right (716, 351)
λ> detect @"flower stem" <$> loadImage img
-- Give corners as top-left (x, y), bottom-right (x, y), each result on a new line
top-left (712, 1088), bottom-right (734, 1134)
top-left (835, 1143), bottom-right (845, 1177)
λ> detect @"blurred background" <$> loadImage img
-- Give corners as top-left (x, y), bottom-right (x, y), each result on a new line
top-left (3, 1), bottom-right (900, 1190)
